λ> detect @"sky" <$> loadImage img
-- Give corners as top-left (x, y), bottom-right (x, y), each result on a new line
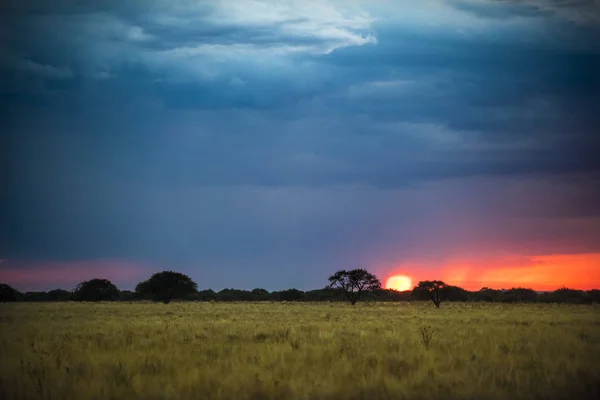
top-left (1, 0), bottom-right (599, 292)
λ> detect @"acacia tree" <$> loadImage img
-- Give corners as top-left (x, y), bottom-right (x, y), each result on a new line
top-left (328, 269), bottom-right (382, 305)
top-left (135, 271), bottom-right (197, 304)
top-left (73, 279), bottom-right (119, 302)
top-left (412, 280), bottom-right (446, 308)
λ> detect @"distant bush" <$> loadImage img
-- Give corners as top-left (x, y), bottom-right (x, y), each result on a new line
top-left (22, 291), bottom-right (49, 302)
top-left (47, 289), bottom-right (72, 301)
top-left (119, 290), bottom-right (136, 301)
top-left (443, 285), bottom-right (470, 302)
top-left (195, 289), bottom-right (218, 301)
top-left (369, 289), bottom-right (411, 302)
top-left (473, 287), bottom-right (502, 302)
top-left (587, 289), bottom-right (600, 304)
top-left (251, 288), bottom-right (270, 301)
top-left (215, 288), bottom-right (252, 301)
top-left (272, 289), bottom-right (306, 302)
top-left (539, 288), bottom-right (587, 304)
top-left (501, 288), bottom-right (538, 303)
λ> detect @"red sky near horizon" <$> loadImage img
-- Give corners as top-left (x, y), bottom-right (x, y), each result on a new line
top-left (0, 260), bottom-right (149, 292)
top-left (381, 253), bottom-right (600, 291)
top-left (1, 253), bottom-right (599, 292)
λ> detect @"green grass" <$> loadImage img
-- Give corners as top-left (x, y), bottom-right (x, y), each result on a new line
top-left (1, 302), bottom-right (599, 400)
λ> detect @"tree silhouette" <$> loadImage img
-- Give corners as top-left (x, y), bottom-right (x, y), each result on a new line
top-left (413, 280), bottom-right (447, 308)
top-left (73, 279), bottom-right (119, 302)
top-left (0, 283), bottom-right (21, 302)
top-left (328, 269), bottom-right (382, 305)
top-left (135, 271), bottom-right (197, 304)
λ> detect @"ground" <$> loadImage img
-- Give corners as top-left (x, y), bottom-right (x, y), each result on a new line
top-left (1, 302), bottom-right (599, 400)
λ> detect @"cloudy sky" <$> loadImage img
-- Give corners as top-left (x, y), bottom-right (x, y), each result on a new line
top-left (1, 0), bottom-right (599, 292)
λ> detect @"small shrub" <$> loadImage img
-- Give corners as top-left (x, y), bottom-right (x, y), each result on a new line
top-left (419, 325), bottom-right (434, 349)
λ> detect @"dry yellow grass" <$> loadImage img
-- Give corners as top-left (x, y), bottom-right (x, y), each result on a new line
top-left (1, 301), bottom-right (599, 400)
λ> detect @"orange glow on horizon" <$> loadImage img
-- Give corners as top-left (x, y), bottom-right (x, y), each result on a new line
top-left (379, 253), bottom-right (600, 291)
top-left (385, 275), bottom-right (413, 291)
top-left (442, 254), bottom-right (600, 291)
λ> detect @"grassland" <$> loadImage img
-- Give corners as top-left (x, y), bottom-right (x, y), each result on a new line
top-left (1, 302), bottom-right (599, 400)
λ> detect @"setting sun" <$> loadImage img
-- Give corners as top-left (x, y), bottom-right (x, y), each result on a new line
top-left (385, 275), bottom-right (413, 291)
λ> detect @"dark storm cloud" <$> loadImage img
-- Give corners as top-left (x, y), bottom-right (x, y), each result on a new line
top-left (449, 0), bottom-right (548, 19)
top-left (2, 0), bottom-right (598, 183)
top-left (1, 0), bottom-right (599, 289)
top-left (447, 0), bottom-right (600, 24)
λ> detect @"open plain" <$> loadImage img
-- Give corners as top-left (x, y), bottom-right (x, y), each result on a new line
top-left (1, 301), bottom-right (599, 400)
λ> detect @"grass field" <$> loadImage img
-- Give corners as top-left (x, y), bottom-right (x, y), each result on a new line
top-left (1, 302), bottom-right (599, 400)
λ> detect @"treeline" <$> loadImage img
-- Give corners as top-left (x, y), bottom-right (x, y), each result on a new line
top-left (1, 278), bottom-right (599, 304)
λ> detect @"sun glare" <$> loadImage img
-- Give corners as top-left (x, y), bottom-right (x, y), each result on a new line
top-left (386, 275), bottom-right (413, 291)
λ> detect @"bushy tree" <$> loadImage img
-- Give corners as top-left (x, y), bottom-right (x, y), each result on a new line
top-left (328, 269), bottom-right (382, 305)
top-left (119, 290), bottom-right (136, 301)
top-left (135, 271), bottom-right (197, 304)
top-left (412, 280), bottom-right (447, 308)
top-left (73, 279), bottom-right (119, 301)
top-left (0, 283), bottom-right (21, 302)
